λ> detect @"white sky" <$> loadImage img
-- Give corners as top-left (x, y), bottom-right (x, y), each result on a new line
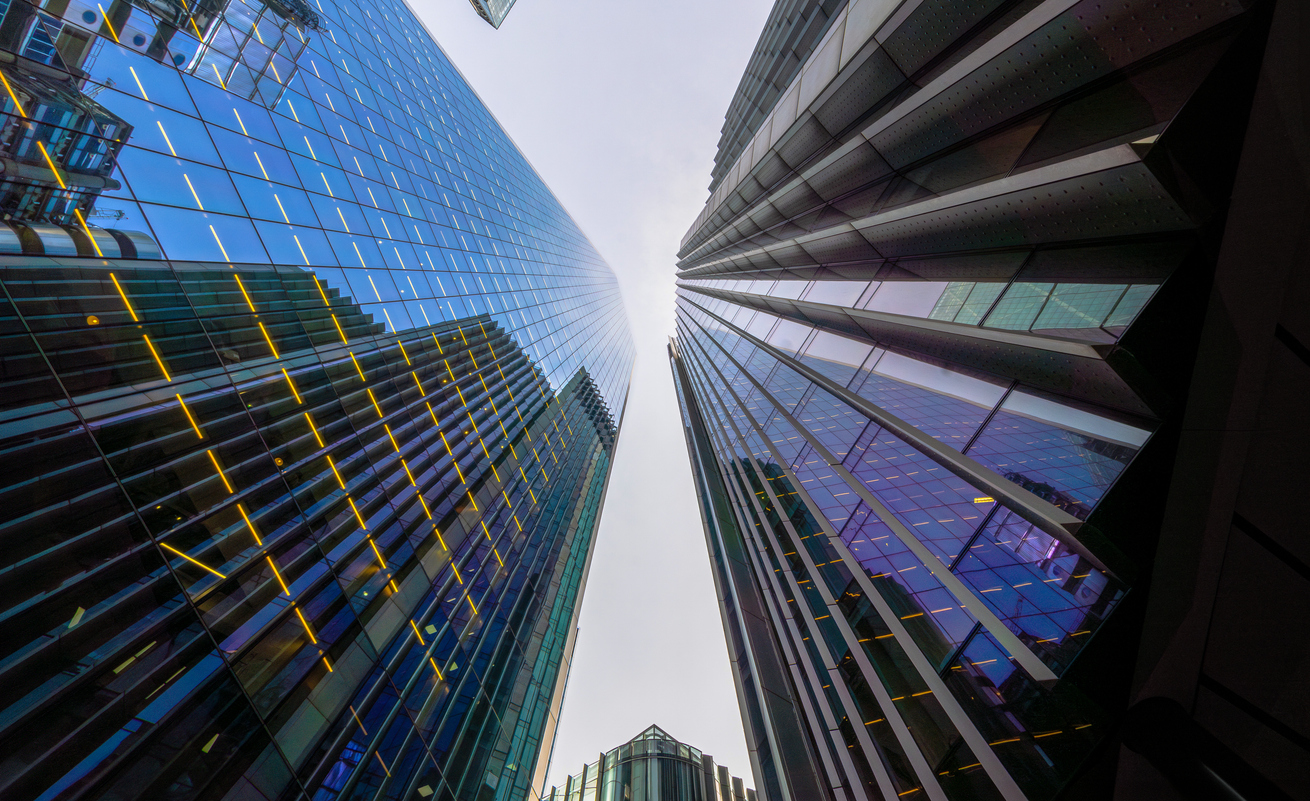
top-left (409, 0), bottom-right (774, 790)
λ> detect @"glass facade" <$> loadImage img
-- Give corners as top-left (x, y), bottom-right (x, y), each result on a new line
top-left (545, 726), bottom-right (755, 801)
top-left (0, 1), bottom-right (633, 800)
top-left (465, 0), bottom-right (519, 30)
top-left (671, 1), bottom-right (1282, 800)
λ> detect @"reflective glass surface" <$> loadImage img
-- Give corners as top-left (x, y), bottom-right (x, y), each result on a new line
top-left (0, 1), bottom-right (633, 799)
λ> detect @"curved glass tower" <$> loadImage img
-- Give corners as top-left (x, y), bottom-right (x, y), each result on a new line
top-left (0, 1), bottom-right (633, 800)
top-left (545, 726), bottom-right (756, 801)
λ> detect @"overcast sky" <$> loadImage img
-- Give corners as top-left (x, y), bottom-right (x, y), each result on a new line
top-left (408, 0), bottom-right (774, 789)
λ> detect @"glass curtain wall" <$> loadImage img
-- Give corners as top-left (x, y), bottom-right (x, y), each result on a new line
top-left (670, 0), bottom-right (1275, 799)
top-left (544, 726), bottom-right (755, 801)
top-left (0, 0), bottom-right (634, 800)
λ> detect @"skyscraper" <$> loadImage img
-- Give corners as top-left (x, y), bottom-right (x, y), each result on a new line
top-left (0, 1), bottom-right (633, 800)
top-left (671, 0), bottom-right (1307, 800)
top-left (544, 725), bottom-right (755, 801)
top-left (466, 0), bottom-right (519, 30)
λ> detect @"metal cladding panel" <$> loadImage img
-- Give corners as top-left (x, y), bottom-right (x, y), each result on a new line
top-left (672, 1), bottom-right (1294, 800)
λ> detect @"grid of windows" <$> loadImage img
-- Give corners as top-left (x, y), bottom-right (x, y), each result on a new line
top-left (0, 0), bottom-right (633, 799)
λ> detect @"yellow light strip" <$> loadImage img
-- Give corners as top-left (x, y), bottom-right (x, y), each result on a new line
top-left (305, 413), bottom-right (324, 447)
top-left (429, 657), bottom-right (443, 680)
top-left (110, 273), bottom-right (138, 321)
top-left (211, 63), bottom-right (227, 90)
top-left (349, 352), bottom-right (366, 381)
top-left (409, 619), bottom-right (426, 645)
top-left (384, 424), bottom-right (400, 452)
top-left (154, 120), bottom-right (179, 156)
top-left (401, 459), bottom-right (417, 487)
top-left (176, 394), bottom-right (203, 438)
top-left (257, 322), bottom-right (280, 359)
top-left (144, 335), bottom-right (172, 381)
top-left (347, 496), bottom-right (368, 530)
top-left (160, 542), bottom-right (226, 578)
top-left (312, 275), bottom-right (331, 306)
top-left (417, 494), bottom-right (434, 520)
top-left (367, 536), bottom-right (388, 569)
top-left (326, 454), bottom-right (346, 489)
top-left (267, 555), bottom-right (290, 596)
top-left (412, 372), bottom-right (425, 396)
top-left (282, 368), bottom-right (303, 404)
top-left (322, 657), bottom-right (333, 672)
top-left (234, 274), bottom-right (256, 311)
top-left (0, 68), bottom-right (27, 115)
top-left (36, 142), bottom-right (65, 188)
top-left (295, 607), bottom-right (317, 643)
top-left (237, 502), bottom-right (263, 546)
top-left (182, 173), bottom-right (205, 209)
top-left (331, 314), bottom-right (349, 344)
top-left (128, 66), bottom-right (148, 100)
top-left (465, 595), bottom-right (478, 616)
top-left (96, 4), bottom-right (120, 42)
top-left (207, 449), bottom-right (234, 493)
top-left (210, 225), bottom-right (230, 261)
top-left (366, 388), bottom-right (383, 418)
top-left (397, 340), bottom-right (412, 365)
top-left (73, 210), bottom-right (103, 256)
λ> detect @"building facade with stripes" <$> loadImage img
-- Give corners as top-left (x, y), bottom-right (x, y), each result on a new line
top-left (671, 0), bottom-right (1308, 800)
top-left (0, 0), bottom-right (633, 800)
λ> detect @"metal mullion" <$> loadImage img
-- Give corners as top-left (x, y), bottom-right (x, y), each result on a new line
top-left (344, 434), bottom-right (590, 800)
top-left (681, 350), bottom-right (859, 800)
top-left (683, 298), bottom-right (1075, 681)
top-left (670, 346), bottom-right (805, 801)
top-left (693, 320), bottom-right (1034, 798)
top-left (682, 338), bottom-right (898, 801)
top-left (683, 295), bottom-right (1101, 570)
top-left (684, 333), bottom-right (938, 801)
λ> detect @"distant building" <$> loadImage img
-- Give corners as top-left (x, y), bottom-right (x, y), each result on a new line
top-left (671, 0), bottom-right (1308, 800)
top-left (544, 725), bottom-right (755, 801)
top-left (467, 0), bottom-right (519, 29)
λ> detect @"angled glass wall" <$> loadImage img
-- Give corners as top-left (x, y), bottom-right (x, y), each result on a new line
top-left (671, 0), bottom-right (1284, 799)
top-left (0, 1), bottom-right (633, 800)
